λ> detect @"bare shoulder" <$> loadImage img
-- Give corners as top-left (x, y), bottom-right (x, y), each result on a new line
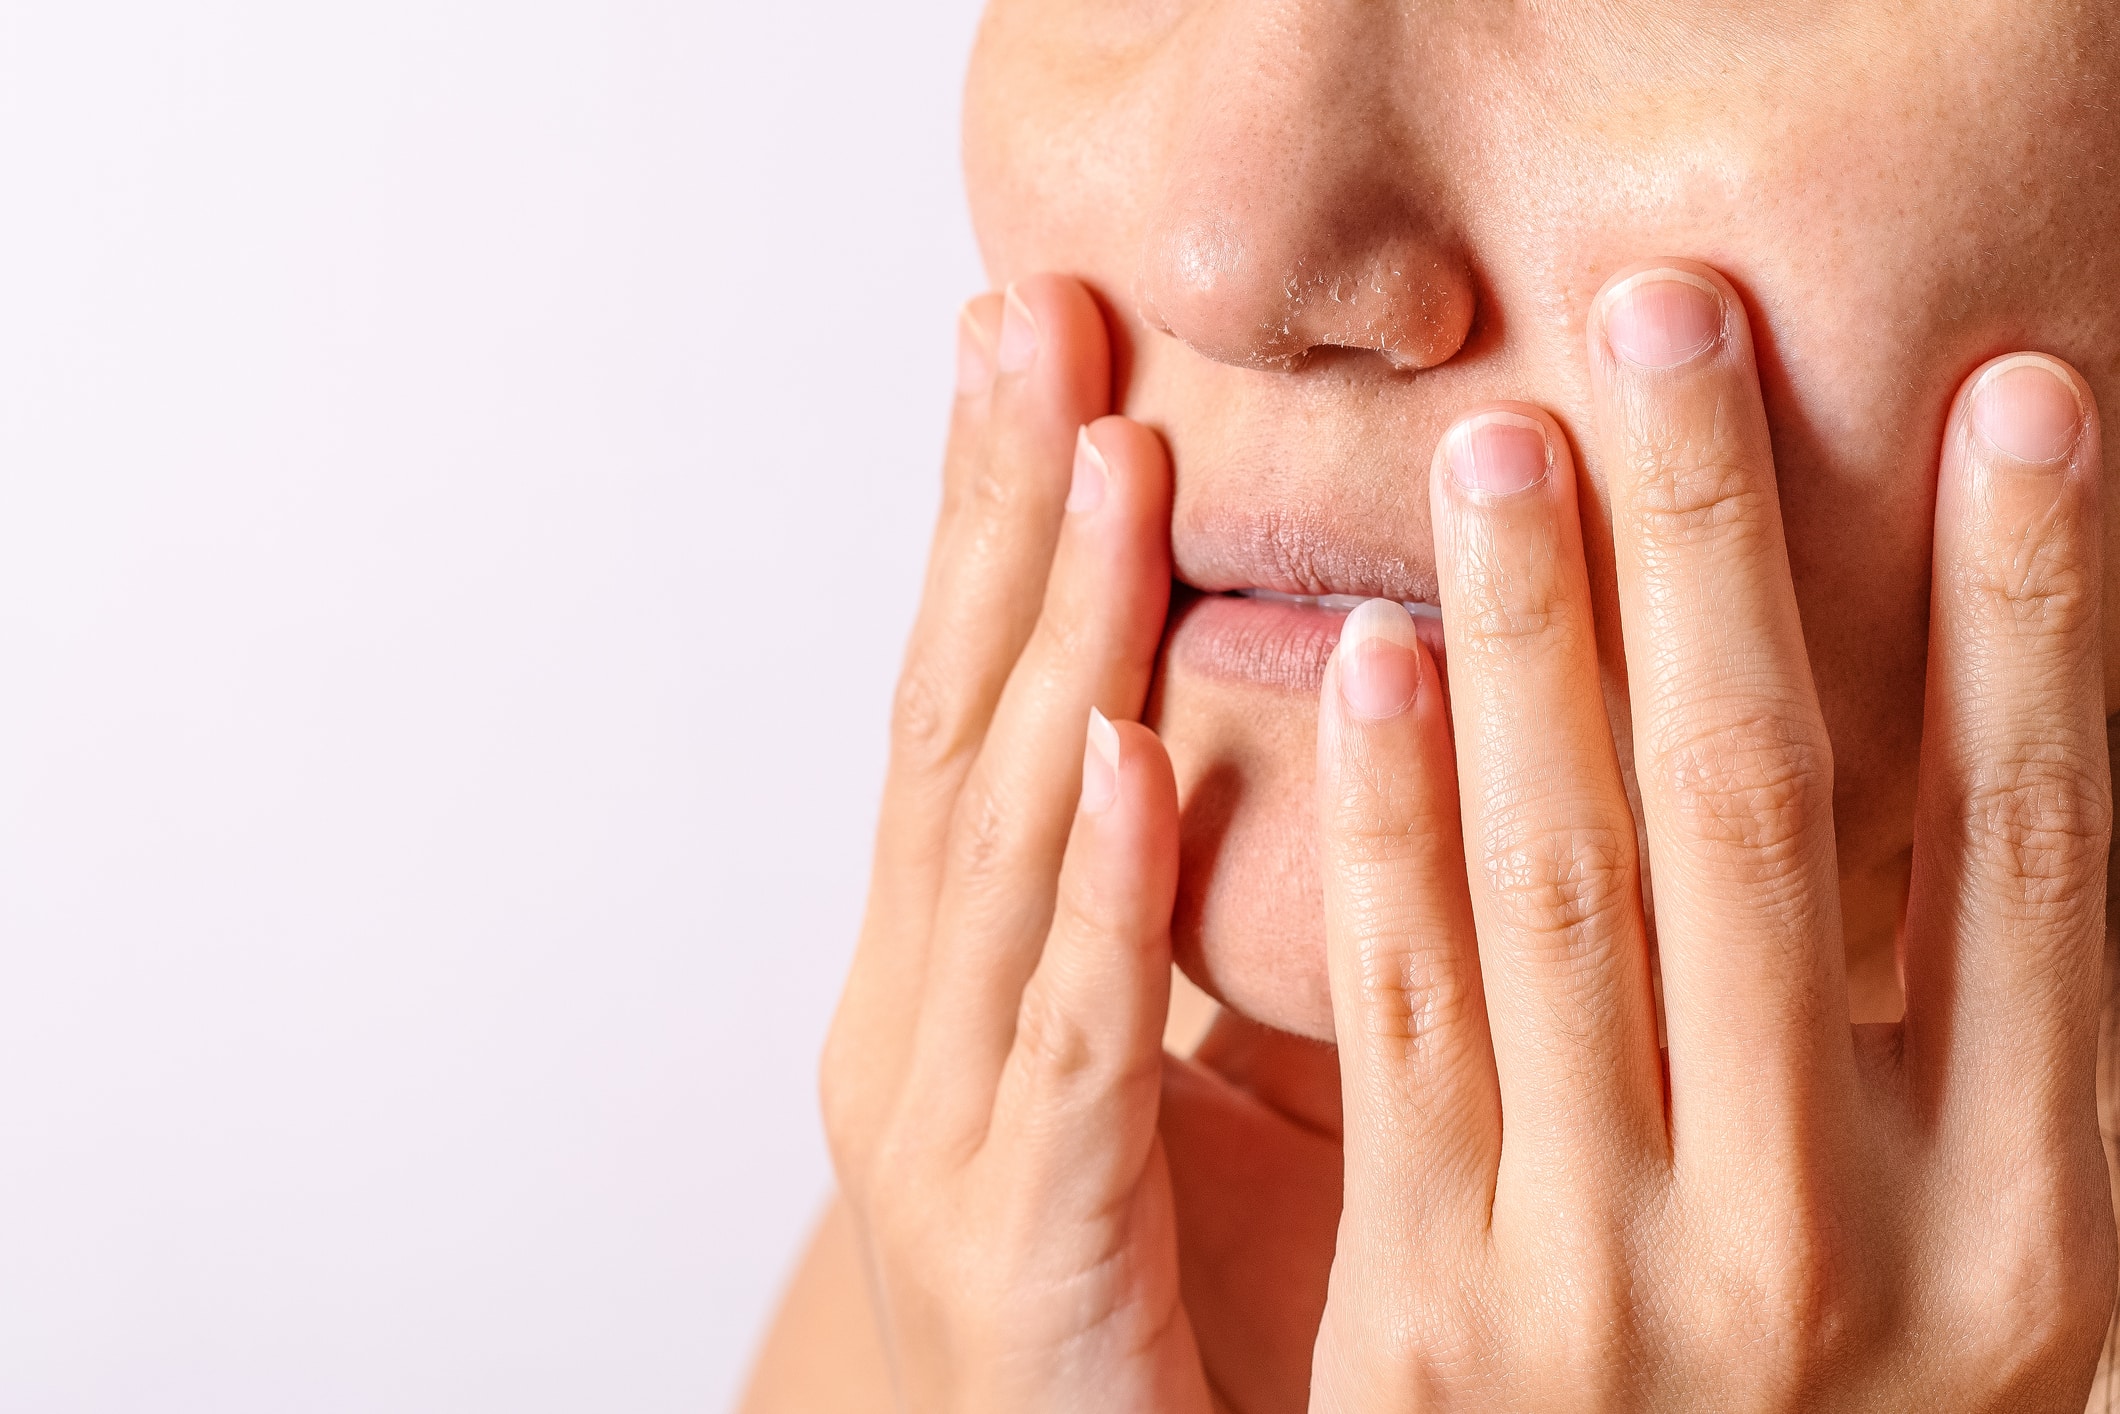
top-left (737, 1197), bottom-right (895, 1414)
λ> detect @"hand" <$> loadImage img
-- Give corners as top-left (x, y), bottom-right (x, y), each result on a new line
top-left (819, 275), bottom-right (1214, 1411)
top-left (1308, 262), bottom-right (2117, 1409)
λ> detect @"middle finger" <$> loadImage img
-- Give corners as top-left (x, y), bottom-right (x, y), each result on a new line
top-left (1432, 404), bottom-right (1666, 1186)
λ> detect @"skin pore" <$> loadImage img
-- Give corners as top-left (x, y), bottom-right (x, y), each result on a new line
top-left (743, 1), bottom-right (2120, 1408)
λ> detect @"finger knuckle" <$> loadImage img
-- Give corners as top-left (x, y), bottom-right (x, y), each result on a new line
top-left (1010, 980), bottom-right (1101, 1089)
top-left (817, 1004), bottom-right (897, 1186)
top-left (1708, 1219), bottom-right (1875, 1389)
top-left (1479, 813), bottom-right (1638, 972)
top-left (890, 655), bottom-right (977, 777)
top-left (1540, 1259), bottom-right (1640, 1396)
top-left (1957, 745), bottom-right (2112, 910)
top-left (859, 1126), bottom-right (931, 1237)
top-left (964, 457), bottom-right (1025, 522)
top-left (1343, 909), bottom-right (1480, 1054)
top-left (1648, 704), bottom-right (1832, 876)
top-left (1958, 1193), bottom-right (2118, 1390)
top-left (1957, 512), bottom-right (2097, 637)
top-left (948, 777), bottom-right (1020, 884)
top-left (1627, 446), bottom-right (1769, 551)
top-left (1026, 602), bottom-right (1091, 669)
top-left (1453, 555), bottom-right (1590, 653)
top-left (1328, 755), bottom-right (1454, 864)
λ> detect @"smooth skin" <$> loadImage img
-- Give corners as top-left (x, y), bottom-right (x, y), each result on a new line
top-left (743, 262), bottom-right (2117, 1409)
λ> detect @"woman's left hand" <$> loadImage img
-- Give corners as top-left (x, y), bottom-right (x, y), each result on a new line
top-left (1307, 260), bottom-right (2117, 1410)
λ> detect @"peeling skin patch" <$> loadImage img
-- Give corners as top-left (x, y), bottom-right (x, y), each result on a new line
top-left (1174, 216), bottom-right (1245, 292)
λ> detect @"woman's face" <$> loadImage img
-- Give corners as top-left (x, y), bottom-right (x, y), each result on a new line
top-left (962, 0), bottom-right (2120, 1040)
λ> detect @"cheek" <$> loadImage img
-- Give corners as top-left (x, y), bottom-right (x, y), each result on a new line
top-left (1152, 668), bottom-right (1338, 1041)
top-left (961, 6), bottom-right (1177, 292)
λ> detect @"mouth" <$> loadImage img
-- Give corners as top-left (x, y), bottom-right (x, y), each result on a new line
top-left (1163, 586), bottom-right (1447, 695)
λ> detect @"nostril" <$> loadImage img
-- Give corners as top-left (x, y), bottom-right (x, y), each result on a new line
top-left (1140, 213), bottom-right (1475, 374)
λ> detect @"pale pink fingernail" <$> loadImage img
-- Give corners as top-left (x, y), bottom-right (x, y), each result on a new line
top-left (1971, 355), bottom-right (2084, 465)
top-left (955, 304), bottom-right (993, 395)
top-left (1069, 427), bottom-right (1109, 513)
top-left (997, 284), bottom-right (1039, 374)
top-left (1603, 270), bottom-right (1724, 369)
top-left (1337, 599), bottom-right (1422, 721)
top-left (1081, 707), bottom-right (1120, 813)
top-left (1445, 411), bottom-right (1549, 497)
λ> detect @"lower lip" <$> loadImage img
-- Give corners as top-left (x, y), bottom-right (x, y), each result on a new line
top-left (1163, 591), bottom-right (1448, 695)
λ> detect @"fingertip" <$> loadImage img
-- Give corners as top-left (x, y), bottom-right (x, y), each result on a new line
top-left (996, 273), bottom-right (1114, 415)
top-left (1954, 351), bottom-right (2097, 470)
top-left (1086, 717), bottom-right (1181, 871)
top-left (1587, 259), bottom-right (1754, 380)
top-left (1107, 717), bottom-right (1178, 809)
top-left (1076, 417), bottom-right (1178, 523)
top-left (1336, 599), bottom-right (1423, 721)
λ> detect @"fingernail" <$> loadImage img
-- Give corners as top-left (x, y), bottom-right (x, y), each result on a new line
top-left (1604, 269), bottom-right (1724, 369)
top-left (1337, 599), bottom-right (1422, 721)
top-left (1068, 427), bottom-right (1109, 513)
top-left (1082, 707), bottom-right (1120, 813)
top-left (1971, 355), bottom-right (2084, 465)
top-left (1445, 411), bottom-right (1550, 497)
top-left (955, 304), bottom-right (993, 395)
top-left (997, 284), bottom-right (1039, 374)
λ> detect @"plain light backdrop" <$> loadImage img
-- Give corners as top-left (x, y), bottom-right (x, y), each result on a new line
top-left (0, 2), bottom-right (986, 1408)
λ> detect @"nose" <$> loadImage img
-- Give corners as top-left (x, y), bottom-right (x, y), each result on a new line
top-left (1136, 4), bottom-right (1474, 373)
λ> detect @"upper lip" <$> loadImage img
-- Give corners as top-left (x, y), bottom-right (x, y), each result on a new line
top-left (1170, 502), bottom-right (1440, 604)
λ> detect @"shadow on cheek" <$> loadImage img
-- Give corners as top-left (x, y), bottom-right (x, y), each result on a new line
top-left (1173, 757), bottom-right (1245, 983)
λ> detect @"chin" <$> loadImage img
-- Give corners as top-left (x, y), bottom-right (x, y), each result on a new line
top-left (1150, 602), bottom-right (1338, 1041)
top-left (1170, 785), bottom-right (1337, 1042)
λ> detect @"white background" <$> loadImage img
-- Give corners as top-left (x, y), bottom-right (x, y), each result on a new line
top-left (0, 3), bottom-right (985, 1408)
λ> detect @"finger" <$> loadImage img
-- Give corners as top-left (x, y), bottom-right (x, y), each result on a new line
top-left (1428, 408), bottom-right (1665, 1185)
top-left (987, 714), bottom-right (1180, 1207)
top-left (876, 279), bottom-right (1113, 911)
top-left (1903, 354), bottom-right (2108, 1136)
top-left (1317, 598), bottom-right (1498, 1227)
top-left (982, 724), bottom-right (1211, 1414)
top-left (1587, 261), bottom-right (1852, 1155)
top-left (824, 279), bottom-right (1111, 1175)
top-left (909, 412), bottom-right (1174, 1144)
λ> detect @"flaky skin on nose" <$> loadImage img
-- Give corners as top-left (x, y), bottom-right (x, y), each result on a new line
top-left (1134, 4), bottom-right (1475, 373)
top-left (1140, 214), bottom-right (1474, 371)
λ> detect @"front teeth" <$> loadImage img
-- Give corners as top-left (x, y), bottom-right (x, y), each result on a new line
top-left (1238, 588), bottom-right (1440, 618)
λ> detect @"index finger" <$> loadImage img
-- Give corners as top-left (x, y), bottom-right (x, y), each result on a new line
top-left (1586, 261), bottom-right (1854, 1164)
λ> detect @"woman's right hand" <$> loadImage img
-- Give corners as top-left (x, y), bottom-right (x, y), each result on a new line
top-left (818, 275), bottom-right (1215, 1412)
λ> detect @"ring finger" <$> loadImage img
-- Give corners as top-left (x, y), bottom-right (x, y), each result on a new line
top-left (1430, 404), bottom-right (1665, 1189)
